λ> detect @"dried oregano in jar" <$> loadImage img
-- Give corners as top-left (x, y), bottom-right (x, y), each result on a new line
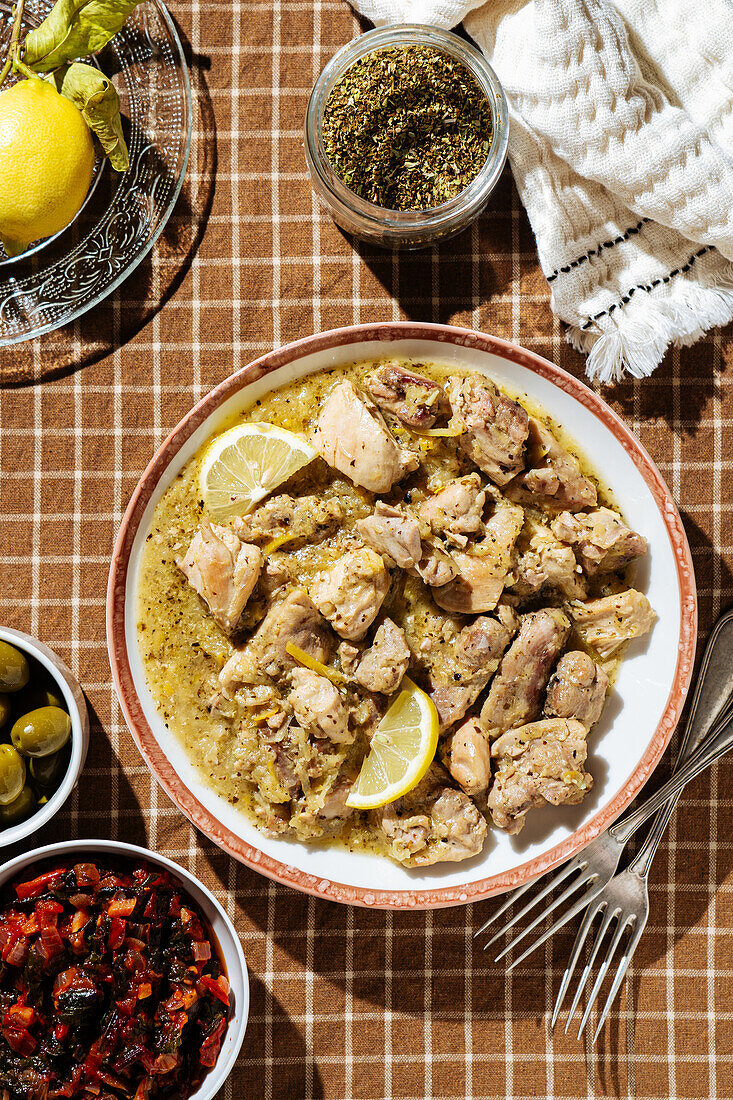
top-left (321, 44), bottom-right (494, 211)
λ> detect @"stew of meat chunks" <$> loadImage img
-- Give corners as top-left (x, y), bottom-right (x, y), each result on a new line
top-left (137, 360), bottom-right (656, 865)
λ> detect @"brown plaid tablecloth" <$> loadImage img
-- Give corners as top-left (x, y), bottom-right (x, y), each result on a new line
top-left (1, 2), bottom-right (732, 1097)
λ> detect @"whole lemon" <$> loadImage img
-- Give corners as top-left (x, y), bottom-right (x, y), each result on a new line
top-left (0, 77), bottom-right (95, 257)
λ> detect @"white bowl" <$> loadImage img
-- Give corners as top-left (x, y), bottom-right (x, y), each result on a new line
top-left (0, 838), bottom-right (249, 1100)
top-left (0, 626), bottom-right (90, 847)
top-left (108, 323), bottom-right (697, 908)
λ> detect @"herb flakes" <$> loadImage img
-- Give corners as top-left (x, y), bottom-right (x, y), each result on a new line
top-left (322, 45), bottom-right (493, 211)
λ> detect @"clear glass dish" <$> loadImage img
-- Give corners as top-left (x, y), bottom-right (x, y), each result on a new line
top-left (304, 24), bottom-right (510, 251)
top-left (0, 0), bottom-right (192, 346)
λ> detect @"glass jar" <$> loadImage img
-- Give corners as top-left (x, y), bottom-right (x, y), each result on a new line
top-left (304, 24), bottom-right (509, 251)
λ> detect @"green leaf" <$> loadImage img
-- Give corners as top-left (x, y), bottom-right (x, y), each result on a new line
top-left (24, 0), bottom-right (140, 73)
top-left (51, 62), bottom-right (129, 170)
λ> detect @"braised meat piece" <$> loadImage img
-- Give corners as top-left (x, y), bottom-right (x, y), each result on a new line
top-left (433, 550), bottom-right (508, 614)
top-left (233, 494), bottom-right (343, 545)
top-left (318, 772), bottom-right (356, 821)
top-left (313, 380), bottom-right (418, 493)
top-left (220, 588), bottom-right (332, 689)
top-left (446, 716), bottom-right (491, 796)
top-left (367, 363), bottom-right (450, 428)
top-left (340, 618), bottom-right (410, 695)
top-left (433, 494), bottom-right (523, 614)
top-left (509, 419), bottom-right (597, 511)
top-left (419, 474), bottom-right (486, 547)
top-left (567, 589), bottom-right (656, 660)
top-left (414, 540), bottom-right (458, 587)
top-left (428, 788), bottom-right (487, 861)
top-left (375, 765), bottom-right (487, 866)
top-left (447, 374), bottom-right (529, 485)
top-left (288, 765), bottom-right (359, 838)
top-left (481, 608), bottom-right (570, 735)
top-left (356, 502), bottom-right (458, 587)
top-left (336, 641), bottom-right (361, 678)
top-left (483, 490), bottom-right (525, 549)
top-left (427, 684), bottom-right (478, 733)
top-left (289, 667), bottom-right (352, 744)
top-left (356, 502), bottom-right (422, 569)
top-left (509, 516), bottom-right (587, 600)
top-left (488, 718), bottom-right (592, 834)
top-left (260, 555), bottom-right (296, 598)
top-left (178, 521), bottom-right (262, 634)
top-left (461, 603), bottom-right (520, 662)
top-left (427, 607), bottom-right (519, 729)
top-left (544, 651), bottom-right (609, 729)
top-left (551, 507), bottom-right (648, 575)
top-left (358, 481), bottom-right (490, 596)
top-left (310, 547), bottom-right (389, 641)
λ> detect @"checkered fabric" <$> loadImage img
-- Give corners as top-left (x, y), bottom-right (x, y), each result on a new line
top-left (1, 2), bottom-right (732, 1097)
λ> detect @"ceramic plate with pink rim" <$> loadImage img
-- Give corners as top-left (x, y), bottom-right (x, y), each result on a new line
top-left (107, 323), bottom-right (696, 909)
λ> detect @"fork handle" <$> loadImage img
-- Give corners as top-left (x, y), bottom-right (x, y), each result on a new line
top-left (626, 608), bottom-right (733, 877)
top-left (610, 709), bottom-right (733, 845)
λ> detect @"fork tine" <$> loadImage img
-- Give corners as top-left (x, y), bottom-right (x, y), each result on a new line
top-left (503, 879), bottom-right (605, 971)
top-left (492, 866), bottom-right (597, 963)
top-left (576, 912), bottom-right (629, 1040)
top-left (473, 878), bottom-right (538, 939)
top-left (591, 917), bottom-right (645, 1044)
top-left (551, 898), bottom-right (605, 1028)
top-left (563, 903), bottom-right (614, 1034)
top-left (479, 857), bottom-right (583, 946)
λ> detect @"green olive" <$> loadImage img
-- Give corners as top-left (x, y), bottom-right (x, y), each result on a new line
top-left (0, 694), bottom-right (10, 728)
top-left (11, 706), bottom-right (71, 758)
top-left (0, 784), bottom-right (36, 827)
top-left (30, 748), bottom-right (67, 788)
top-left (0, 642), bottom-right (29, 693)
top-left (0, 745), bottom-right (26, 805)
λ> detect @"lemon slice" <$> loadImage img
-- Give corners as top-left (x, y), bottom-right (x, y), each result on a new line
top-left (199, 422), bottom-right (317, 521)
top-left (346, 679), bottom-right (439, 810)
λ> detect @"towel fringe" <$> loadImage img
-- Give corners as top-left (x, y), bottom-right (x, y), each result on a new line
top-left (568, 265), bottom-right (733, 384)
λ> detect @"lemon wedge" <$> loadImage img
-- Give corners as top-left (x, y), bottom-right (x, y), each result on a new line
top-left (346, 679), bottom-right (439, 810)
top-left (199, 422), bottom-right (317, 521)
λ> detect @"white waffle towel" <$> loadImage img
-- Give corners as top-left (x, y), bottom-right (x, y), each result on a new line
top-left (346, 0), bottom-right (733, 382)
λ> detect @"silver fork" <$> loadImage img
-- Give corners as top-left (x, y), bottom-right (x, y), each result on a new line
top-left (554, 652), bottom-right (733, 1040)
top-left (475, 607), bottom-right (733, 976)
top-left (552, 689), bottom-right (733, 1042)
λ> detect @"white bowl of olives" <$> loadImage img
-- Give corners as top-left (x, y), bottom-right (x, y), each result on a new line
top-left (0, 627), bottom-right (89, 846)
